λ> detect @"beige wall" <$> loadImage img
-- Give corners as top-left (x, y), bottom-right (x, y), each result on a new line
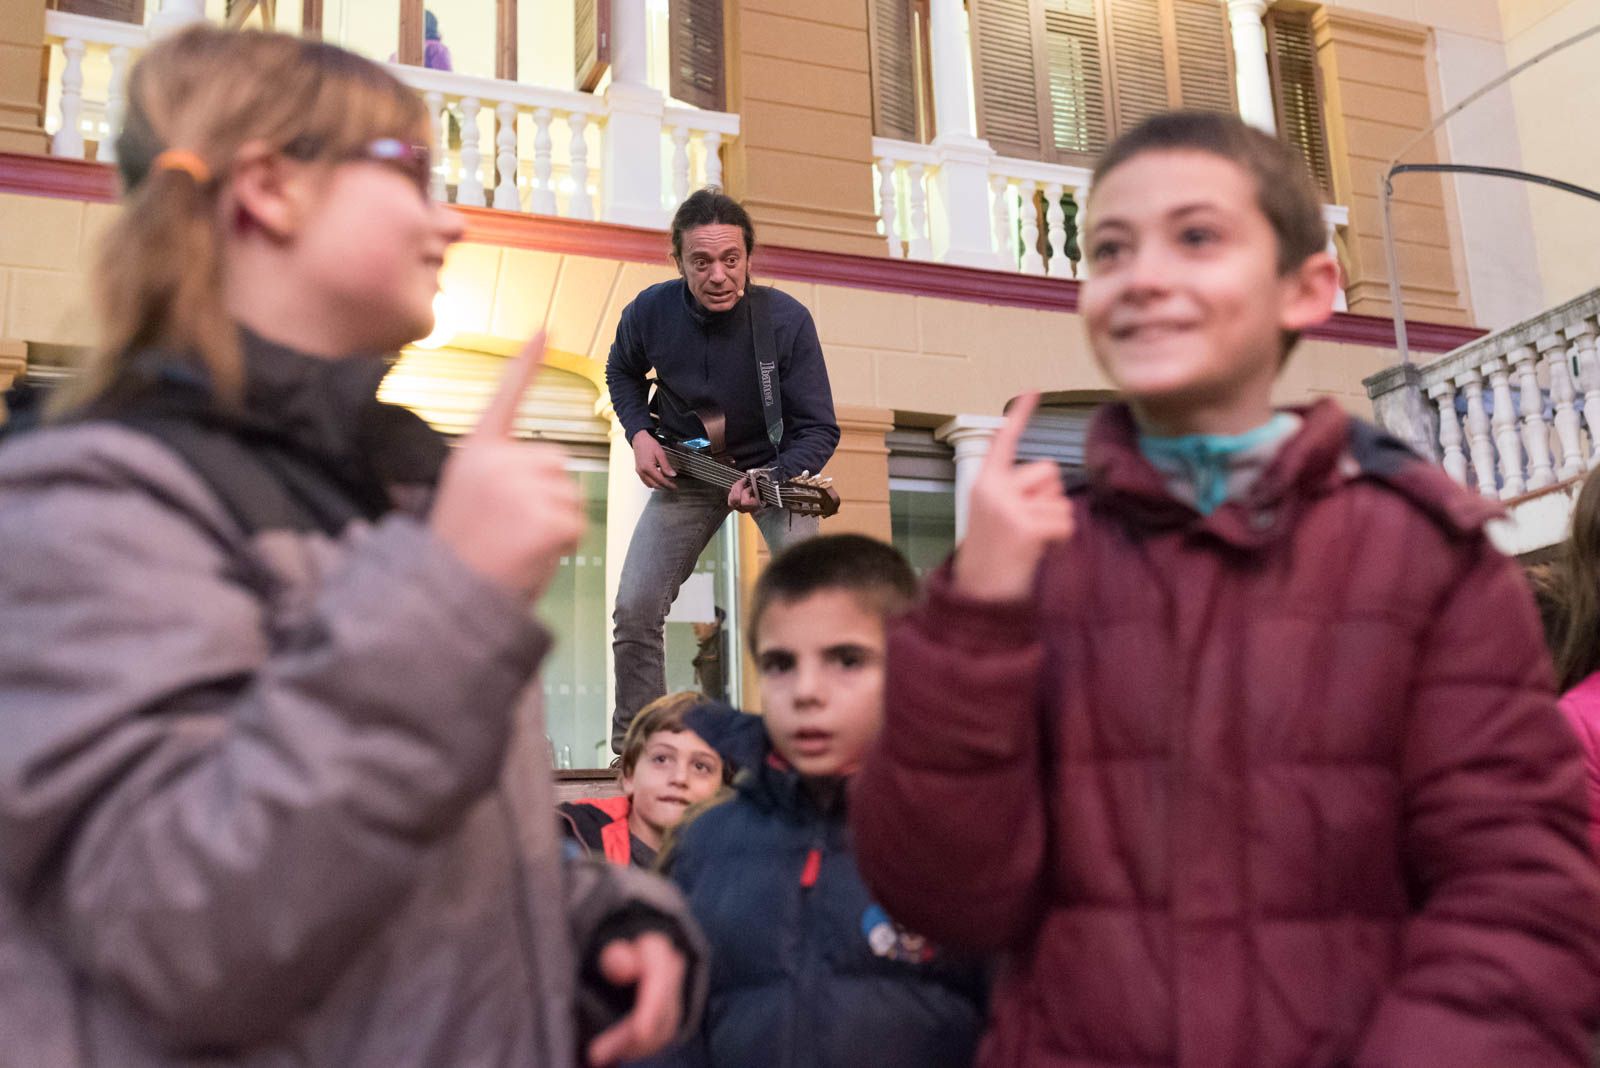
top-left (1501, 0), bottom-right (1600, 310)
top-left (1313, 7), bottom-right (1471, 326)
top-left (0, 189), bottom-right (1398, 420)
top-left (722, 0), bottom-right (886, 255)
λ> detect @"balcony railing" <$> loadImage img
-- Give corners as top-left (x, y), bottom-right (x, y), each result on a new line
top-left (871, 135), bottom-right (1351, 309)
top-left (40, 10), bottom-right (738, 226)
top-left (1365, 287), bottom-right (1600, 554)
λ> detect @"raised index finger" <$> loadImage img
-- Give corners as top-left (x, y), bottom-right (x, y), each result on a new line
top-left (473, 332), bottom-right (547, 440)
top-left (983, 391), bottom-right (1040, 473)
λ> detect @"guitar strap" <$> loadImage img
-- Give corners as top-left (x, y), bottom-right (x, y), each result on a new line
top-left (749, 286), bottom-right (783, 461)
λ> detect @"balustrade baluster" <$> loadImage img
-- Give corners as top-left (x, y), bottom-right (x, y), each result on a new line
top-left (1458, 370), bottom-right (1498, 497)
top-left (1486, 358), bottom-right (1525, 498)
top-left (1045, 182), bottom-right (1070, 278)
top-left (906, 163), bottom-right (932, 260)
top-left (1071, 183), bottom-right (1091, 278)
top-left (1540, 332), bottom-right (1585, 479)
top-left (877, 158), bottom-right (901, 259)
top-left (1569, 318), bottom-right (1600, 464)
top-left (568, 113), bottom-right (594, 220)
top-left (1512, 344), bottom-right (1554, 490)
top-left (671, 125), bottom-right (691, 205)
top-left (52, 38), bottom-right (86, 159)
top-left (703, 131), bottom-right (723, 189)
top-left (1429, 382), bottom-right (1468, 486)
top-left (990, 175), bottom-right (1013, 271)
top-left (424, 92), bottom-right (447, 201)
top-left (530, 108), bottom-right (556, 214)
top-left (1019, 180), bottom-right (1045, 275)
top-left (493, 102), bottom-right (520, 210)
top-left (98, 45), bottom-right (130, 164)
top-left (457, 97), bottom-right (485, 206)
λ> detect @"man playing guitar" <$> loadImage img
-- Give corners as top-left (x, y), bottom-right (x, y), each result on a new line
top-left (605, 189), bottom-right (840, 755)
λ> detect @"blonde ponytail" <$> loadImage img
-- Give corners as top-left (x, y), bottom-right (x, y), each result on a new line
top-left (52, 25), bottom-right (429, 417)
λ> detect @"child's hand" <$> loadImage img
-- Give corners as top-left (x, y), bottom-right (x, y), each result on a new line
top-left (585, 931), bottom-right (687, 1065)
top-left (431, 333), bottom-right (585, 601)
top-left (952, 392), bottom-right (1075, 602)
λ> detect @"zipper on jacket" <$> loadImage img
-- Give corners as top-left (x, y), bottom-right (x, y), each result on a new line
top-left (784, 828), bottom-right (827, 1068)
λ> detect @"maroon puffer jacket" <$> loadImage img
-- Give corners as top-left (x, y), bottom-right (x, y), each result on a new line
top-left (853, 400), bottom-right (1600, 1067)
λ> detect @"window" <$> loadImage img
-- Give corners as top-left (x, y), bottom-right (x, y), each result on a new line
top-left (869, 0), bottom-right (937, 141)
top-left (1266, 6), bottom-right (1334, 195)
top-left (887, 428), bottom-right (956, 576)
top-left (966, 0), bottom-right (1234, 165)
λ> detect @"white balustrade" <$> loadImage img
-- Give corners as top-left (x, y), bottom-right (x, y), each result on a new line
top-left (1366, 289), bottom-right (1600, 545)
top-left (662, 107), bottom-right (738, 209)
top-left (37, 11), bottom-right (739, 228)
top-left (870, 139), bottom-right (939, 262)
top-left (1045, 182), bottom-right (1070, 279)
top-left (878, 158), bottom-right (902, 258)
top-left (990, 156), bottom-right (1092, 277)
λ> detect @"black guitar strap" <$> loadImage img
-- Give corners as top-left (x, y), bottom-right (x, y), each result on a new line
top-left (749, 286), bottom-right (783, 461)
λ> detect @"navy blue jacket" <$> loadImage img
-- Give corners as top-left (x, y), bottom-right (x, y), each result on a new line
top-left (604, 280), bottom-right (839, 481)
top-left (655, 704), bottom-right (986, 1068)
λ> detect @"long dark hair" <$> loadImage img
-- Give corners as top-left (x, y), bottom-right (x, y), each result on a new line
top-left (1536, 468), bottom-right (1600, 691)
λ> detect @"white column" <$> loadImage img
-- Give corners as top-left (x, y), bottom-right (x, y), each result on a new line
top-left (906, 163), bottom-right (933, 260)
top-left (1568, 318), bottom-right (1600, 463)
top-left (457, 97), bottom-right (485, 206)
top-left (928, 0), bottom-right (976, 139)
top-left (151, 0), bottom-right (205, 35)
top-left (530, 108), bottom-right (557, 214)
top-left (599, 398), bottom-right (653, 728)
top-left (493, 101), bottom-right (521, 211)
top-left (877, 157), bottom-right (902, 258)
top-left (935, 415), bottom-right (1006, 541)
top-left (601, 0), bottom-right (667, 227)
top-left (1226, 0), bottom-right (1277, 135)
top-left (923, 0), bottom-right (998, 266)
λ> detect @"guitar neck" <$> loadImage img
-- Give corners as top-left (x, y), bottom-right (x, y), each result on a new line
top-left (660, 441), bottom-right (783, 508)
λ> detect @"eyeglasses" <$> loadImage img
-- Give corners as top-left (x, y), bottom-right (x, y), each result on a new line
top-left (282, 135), bottom-right (434, 198)
top-left (354, 137), bottom-right (434, 198)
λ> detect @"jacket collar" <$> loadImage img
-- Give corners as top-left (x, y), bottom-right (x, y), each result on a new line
top-left (1083, 398), bottom-right (1353, 551)
top-left (107, 327), bottom-right (447, 513)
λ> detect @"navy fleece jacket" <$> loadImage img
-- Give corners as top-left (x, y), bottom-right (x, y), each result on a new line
top-left (604, 280), bottom-right (840, 481)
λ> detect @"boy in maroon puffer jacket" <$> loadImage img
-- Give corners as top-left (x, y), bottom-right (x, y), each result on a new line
top-left (851, 111), bottom-right (1600, 1067)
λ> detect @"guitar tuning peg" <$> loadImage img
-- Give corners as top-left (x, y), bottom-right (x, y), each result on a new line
top-left (821, 478), bottom-right (833, 487)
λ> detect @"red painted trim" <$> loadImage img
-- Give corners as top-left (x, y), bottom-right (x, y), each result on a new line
top-left (0, 151), bottom-right (1487, 354)
top-left (0, 152), bottom-right (118, 202)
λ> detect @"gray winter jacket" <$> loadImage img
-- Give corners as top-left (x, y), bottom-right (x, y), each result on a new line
top-left (0, 349), bottom-right (705, 1067)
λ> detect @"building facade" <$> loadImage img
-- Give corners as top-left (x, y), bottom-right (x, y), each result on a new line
top-left (0, 0), bottom-right (1588, 766)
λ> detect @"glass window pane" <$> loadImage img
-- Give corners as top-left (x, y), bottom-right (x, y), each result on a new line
top-left (539, 470), bottom-right (610, 770)
top-left (891, 486), bottom-right (956, 578)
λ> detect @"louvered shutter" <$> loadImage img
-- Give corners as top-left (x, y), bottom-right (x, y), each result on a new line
top-left (1171, 0), bottom-right (1234, 112)
top-left (47, 0), bottom-right (144, 21)
top-left (575, 0), bottom-right (610, 93)
top-left (1266, 8), bottom-right (1333, 194)
top-left (1042, 0), bottom-right (1110, 156)
top-left (970, 0), bottom-right (1048, 158)
top-left (1104, 0), bottom-right (1171, 131)
top-left (669, 0), bottom-right (726, 111)
top-left (870, 0), bottom-right (919, 140)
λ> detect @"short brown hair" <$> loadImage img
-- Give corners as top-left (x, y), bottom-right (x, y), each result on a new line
top-left (620, 691), bottom-right (729, 781)
top-left (748, 534), bottom-right (919, 653)
top-left (1091, 110), bottom-right (1327, 275)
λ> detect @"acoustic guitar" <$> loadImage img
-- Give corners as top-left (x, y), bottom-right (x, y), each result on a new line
top-left (650, 400), bottom-right (840, 518)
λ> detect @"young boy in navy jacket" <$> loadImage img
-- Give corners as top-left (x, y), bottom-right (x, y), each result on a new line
top-left (656, 534), bottom-right (986, 1068)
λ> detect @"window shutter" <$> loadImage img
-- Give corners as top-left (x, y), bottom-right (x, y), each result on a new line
top-left (1266, 8), bottom-right (1333, 194)
top-left (575, 0), bottom-right (610, 93)
top-left (1104, 0), bottom-right (1171, 132)
top-left (970, 0), bottom-right (1048, 158)
top-left (1171, 0), bottom-right (1235, 113)
top-left (869, 0), bottom-right (919, 140)
top-left (668, 0), bottom-right (726, 111)
top-left (1042, 0), bottom-right (1110, 156)
top-left (47, 0), bottom-right (145, 22)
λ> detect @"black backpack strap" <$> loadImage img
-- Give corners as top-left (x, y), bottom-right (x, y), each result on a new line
top-left (115, 414), bottom-right (362, 538)
top-left (749, 286), bottom-right (783, 455)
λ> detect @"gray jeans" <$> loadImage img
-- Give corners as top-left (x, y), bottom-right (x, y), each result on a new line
top-left (611, 481), bottom-right (817, 752)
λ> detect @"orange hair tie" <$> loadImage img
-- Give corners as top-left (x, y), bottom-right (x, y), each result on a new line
top-left (151, 149), bottom-right (212, 184)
